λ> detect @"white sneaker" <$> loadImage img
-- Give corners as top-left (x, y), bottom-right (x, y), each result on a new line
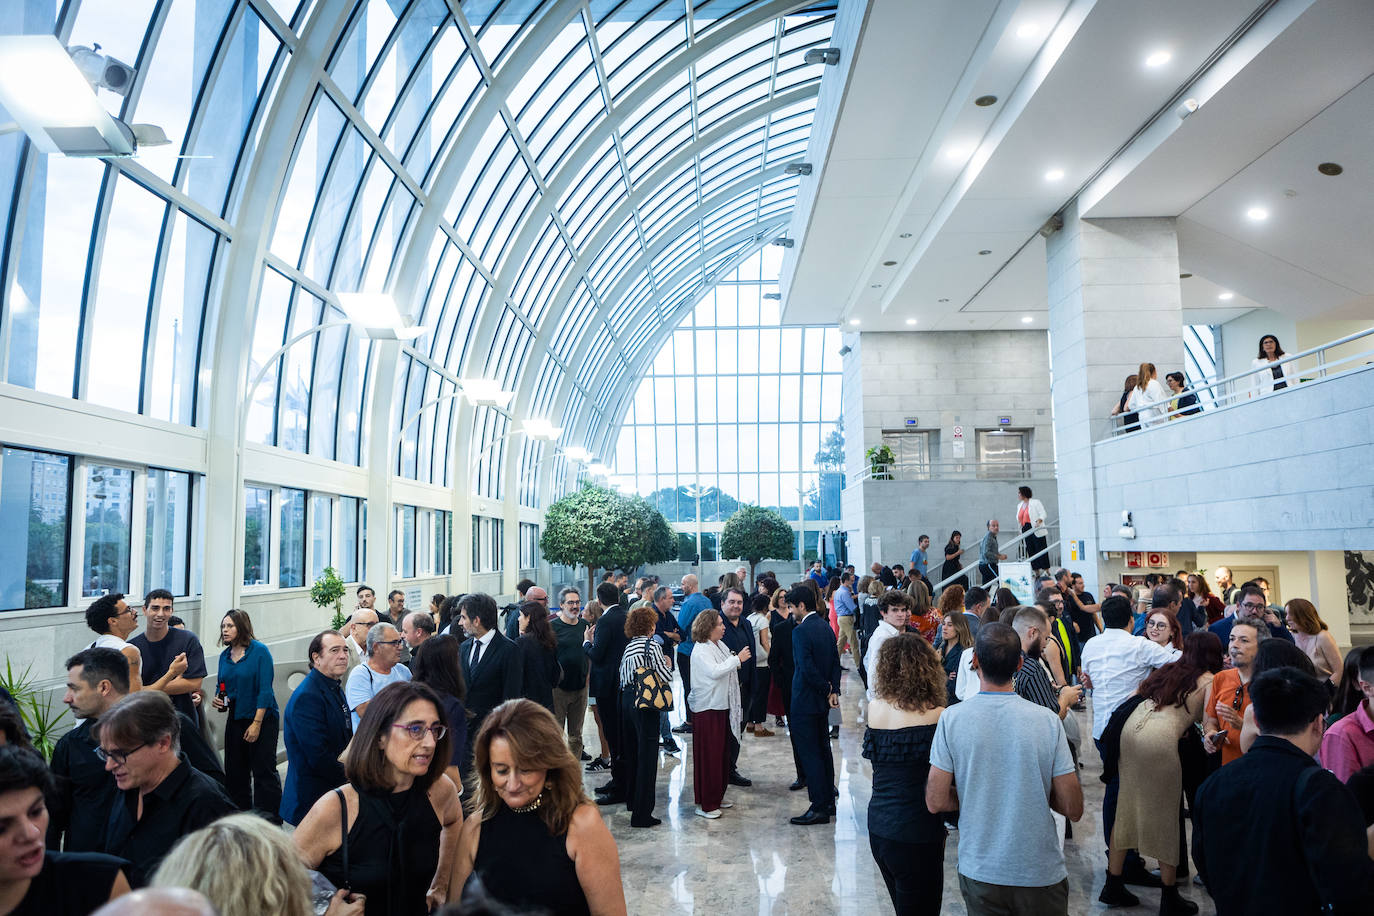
top-left (719, 802), bottom-right (734, 809)
top-left (695, 806), bottom-right (721, 819)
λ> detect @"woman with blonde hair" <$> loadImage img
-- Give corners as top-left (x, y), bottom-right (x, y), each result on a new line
top-left (863, 634), bottom-right (948, 914)
top-left (155, 813), bottom-right (361, 916)
top-left (455, 699), bottom-right (626, 915)
top-left (1285, 598), bottom-right (1342, 686)
top-left (1126, 362), bottom-right (1170, 426)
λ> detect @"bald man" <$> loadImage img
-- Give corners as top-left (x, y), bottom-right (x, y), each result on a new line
top-left (92, 888), bottom-right (216, 916)
top-left (674, 574), bottom-right (711, 733)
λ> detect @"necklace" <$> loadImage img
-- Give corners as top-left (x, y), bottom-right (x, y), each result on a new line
top-left (511, 792), bottom-right (544, 814)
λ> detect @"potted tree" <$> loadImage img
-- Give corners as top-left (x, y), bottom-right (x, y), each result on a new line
top-left (865, 444), bottom-right (896, 480)
top-left (719, 505), bottom-right (796, 589)
top-left (540, 484), bottom-right (676, 594)
top-left (310, 566), bottom-right (348, 631)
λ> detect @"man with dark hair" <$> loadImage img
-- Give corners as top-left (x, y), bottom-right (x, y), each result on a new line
top-left (833, 571), bottom-right (858, 668)
top-left (356, 584), bottom-right (382, 621)
top-left (98, 691), bottom-right (235, 886)
top-left (551, 587), bottom-right (590, 763)
top-left (84, 593), bottom-right (143, 691)
top-left (1209, 583), bottom-right (1293, 645)
top-left (674, 574), bottom-right (710, 734)
top-left (1201, 616), bottom-right (1267, 766)
top-left (47, 648), bottom-right (223, 853)
top-left (129, 589), bottom-right (205, 722)
top-left (927, 623), bottom-right (1082, 913)
top-left (808, 560), bottom-right (828, 589)
top-left (977, 519), bottom-right (1007, 585)
top-left (588, 581), bottom-right (629, 803)
top-left (891, 564), bottom-right (908, 589)
top-left (1011, 606), bottom-right (1082, 720)
top-left (1321, 645), bottom-right (1374, 781)
top-left (386, 588), bottom-right (406, 622)
top-left (963, 586), bottom-right (989, 633)
top-left (787, 584), bottom-right (841, 826)
top-left (1081, 595), bottom-right (1179, 891)
top-left (909, 534), bottom-right (931, 586)
top-left (280, 631), bottom-right (352, 825)
top-left (458, 594), bottom-right (521, 764)
top-left (1055, 567), bottom-right (1101, 642)
top-left (719, 587), bottom-right (755, 786)
top-left (1194, 667), bottom-right (1374, 915)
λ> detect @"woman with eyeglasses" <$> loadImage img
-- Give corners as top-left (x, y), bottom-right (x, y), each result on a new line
top-left (455, 699), bottom-right (627, 915)
top-left (295, 681), bottom-right (463, 916)
top-left (1144, 608), bottom-right (1183, 650)
top-left (213, 609), bottom-right (281, 818)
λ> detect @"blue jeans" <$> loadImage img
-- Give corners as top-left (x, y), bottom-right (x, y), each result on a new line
top-left (659, 709), bottom-right (673, 741)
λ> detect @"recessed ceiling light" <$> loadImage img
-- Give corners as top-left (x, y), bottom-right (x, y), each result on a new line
top-left (1044, 168), bottom-right (1064, 182)
top-left (1179, 272), bottom-right (1193, 279)
top-left (1218, 292), bottom-right (1234, 301)
top-left (1021, 316), bottom-right (1034, 323)
top-left (978, 249), bottom-right (992, 256)
top-left (1317, 162), bottom-right (1343, 176)
top-left (1016, 23), bottom-right (1040, 39)
top-left (1144, 49), bottom-right (1171, 68)
top-left (898, 232), bottom-right (913, 239)
top-left (938, 298), bottom-right (949, 303)
top-left (882, 260), bottom-right (897, 267)
top-left (905, 318), bottom-right (917, 326)
top-left (1246, 206), bottom-right (1269, 221)
top-left (974, 95), bottom-right (998, 107)
top-left (848, 318), bottom-right (861, 326)
top-left (944, 145), bottom-right (969, 161)
top-left (870, 283), bottom-right (882, 289)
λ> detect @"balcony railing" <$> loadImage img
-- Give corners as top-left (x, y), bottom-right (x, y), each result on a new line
top-left (1107, 326), bottom-right (1374, 437)
top-left (852, 459), bottom-right (1058, 483)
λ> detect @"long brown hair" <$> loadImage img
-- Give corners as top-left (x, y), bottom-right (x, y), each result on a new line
top-left (875, 634), bottom-right (945, 712)
top-left (519, 601), bottom-right (556, 651)
top-left (1136, 362), bottom-right (1157, 390)
top-left (220, 609), bottom-right (254, 648)
top-left (1136, 631), bottom-right (1223, 709)
top-left (1284, 598), bottom-right (1326, 635)
top-left (471, 699), bottom-right (587, 835)
top-left (937, 585), bottom-right (965, 618)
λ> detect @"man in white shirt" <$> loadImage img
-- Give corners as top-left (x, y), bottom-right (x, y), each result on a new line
top-left (84, 593), bottom-right (144, 691)
top-left (1080, 595), bottom-right (1180, 886)
top-left (342, 608), bottom-right (378, 673)
top-left (863, 592), bottom-right (911, 703)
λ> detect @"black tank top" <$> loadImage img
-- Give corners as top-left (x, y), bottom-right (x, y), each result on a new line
top-left (319, 785), bottom-right (441, 916)
top-left (470, 803), bottom-right (590, 916)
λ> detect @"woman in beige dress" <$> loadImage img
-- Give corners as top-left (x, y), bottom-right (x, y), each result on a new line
top-left (1103, 631), bottom-right (1224, 914)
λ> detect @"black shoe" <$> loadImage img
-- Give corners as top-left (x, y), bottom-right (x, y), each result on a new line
top-left (729, 772), bottom-right (752, 787)
top-left (595, 782), bottom-right (619, 796)
top-left (774, 716), bottom-right (785, 727)
top-left (828, 726), bottom-right (840, 739)
top-left (630, 816), bottom-right (662, 828)
top-left (832, 786), bottom-right (839, 797)
top-left (1121, 861), bottom-right (1163, 888)
top-left (1098, 874), bottom-right (1140, 908)
top-left (579, 751), bottom-right (592, 761)
top-left (660, 740), bottom-right (681, 753)
top-left (595, 793), bottom-right (626, 806)
top-left (788, 780), bottom-right (806, 791)
top-left (671, 723), bottom-right (692, 734)
top-left (790, 809), bottom-right (831, 826)
top-left (1160, 885), bottom-right (1198, 916)
top-left (585, 757), bottom-right (609, 771)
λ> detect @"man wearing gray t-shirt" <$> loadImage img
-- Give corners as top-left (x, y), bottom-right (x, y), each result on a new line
top-left (927, 623), bottom-right (1083, 915)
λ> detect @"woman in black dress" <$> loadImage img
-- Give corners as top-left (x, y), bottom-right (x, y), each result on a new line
top-left (456, 699), bottom-right (626, 915)
top-left (409, 634), bottom-right (468, 792)
top-left (294, 682), bottom-right (463, 915)
top-left (863, 634), bottom-right (949, 915)
top-left (941, 532), bottom-right (968, 590)
top-left (517, 601), bottom-right (560, 712)
top-left (0, 744), bottom-right (130, 914)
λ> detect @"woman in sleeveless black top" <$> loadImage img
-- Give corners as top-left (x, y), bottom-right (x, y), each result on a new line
top-left (456, 699), bottom-right (627, 915)
top-left (294, 682), bottom-right (463, 916)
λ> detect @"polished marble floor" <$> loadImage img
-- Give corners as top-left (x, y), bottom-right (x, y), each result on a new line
top-left (585, 660), bottom-right (1218, 915)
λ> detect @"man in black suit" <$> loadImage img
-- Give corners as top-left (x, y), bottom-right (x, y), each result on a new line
top-left (787, 584), bottom-right (841, 825)
top-left (588, 581), bottom-right (629, 804)
top-left (719, 586), bottom-right (755, 786)
top-left (457, 593), bottom-right (523, 777)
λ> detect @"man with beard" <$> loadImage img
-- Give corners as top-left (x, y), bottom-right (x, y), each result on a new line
top-left (718, 587), bottom-right (756, 787)
top-left (1011, 606), bottom-right (1083, 721)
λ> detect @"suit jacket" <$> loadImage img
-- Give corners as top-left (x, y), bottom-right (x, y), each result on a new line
top-left (791, 612), bottom-right (841, 716)
top-left (460, 631), bottom-right (523, 720)
top-left (280, 668), bottom-right (352, 825)
top-left (588, 604), bottom-right (629, 698)
top-left (720, 614), bottom-right (756, 696)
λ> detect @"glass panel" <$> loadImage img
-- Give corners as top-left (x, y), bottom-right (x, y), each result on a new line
top-left (149, 213), bottom-right (216, 425)
top-left (0, 447), bottom-right (70, 611)
top-left (243, 486), bottom-right (271, 585)
top-left (310, 493), bottom-right (333, 582)
top-left (397, 504), bottom-right (416, 578)
top-left (144, 469), bottom-right (191, 597)
top-left (340, 496), bottom-right (359, 582)
top-left (83, 465), bottom-right (134, 598)
top-left (279, 487), bottom-right (306, 587)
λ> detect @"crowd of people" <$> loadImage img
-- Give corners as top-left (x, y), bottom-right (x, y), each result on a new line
top-left (2, 554), bottom-right (1371, 916)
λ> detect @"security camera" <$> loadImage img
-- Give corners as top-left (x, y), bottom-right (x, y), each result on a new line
top-left (68, 44), bottom-right (137, 96)
top-left (1118, 510), bottom-right (1136, 539)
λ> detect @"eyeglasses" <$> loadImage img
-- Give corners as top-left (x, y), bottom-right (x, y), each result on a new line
top-left (376, 638), bottom-right (404, 648)
top-left (390, 723), bottom-right (448, 741)
top-left (356, 620), bottom-right (377, 628)
top-left (94, 743), bottom-right (145, 765)
top-left (1145, 620), bottom-right (1169, 630)
top-left (1239, 601), bottom-right (1266, 611)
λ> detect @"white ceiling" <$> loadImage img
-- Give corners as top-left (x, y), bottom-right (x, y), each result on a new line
top-left (780, 0), bottom-right (1374, 333)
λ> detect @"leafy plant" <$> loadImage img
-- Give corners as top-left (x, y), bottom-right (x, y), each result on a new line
top-left (541, 484), bottom-right (676, 594)
top-left (0, 658), bottom-right (71, 760)
top-left (865, 444), bottom-right (896, 480)
top-left (719, 505), bottom-right (796, 588)
top-left (310, 566), bottom-right (348, 630)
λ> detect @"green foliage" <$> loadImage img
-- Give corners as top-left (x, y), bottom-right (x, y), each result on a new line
top-left (866, 444), bottom-right (895, 480)
top-left (0, 658), bottom-right (71, 761)
top-left (540, 484), bottom-right (676, 591)
top-left (719, 505), bottom-right (795, 585)
top-left (25, 579), bottom-right (57, 609)
top-left (814, 418), bottom-right (845, 470)
top-left (310, 566), bottom-right (348, 629)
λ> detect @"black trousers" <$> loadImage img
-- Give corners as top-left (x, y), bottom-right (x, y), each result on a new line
top-left (595, 687), bottom-right (624, 792)
top-left (1022, 522), bottom-right (1049, 571)
top-left (747, 671), bottom-right (770, 725)
top-left (773, 667), bottom-right (803, 780)
top-left (225, 712), bottom-right (281, 817)
top-left (790, 711), bottom-right (833, 812)
top-left (677, 652), bottom-right (694, 724)
top-left (870, 834), bottom-right (944, 916)
top-left (619, 691), bottom-right (659, 825)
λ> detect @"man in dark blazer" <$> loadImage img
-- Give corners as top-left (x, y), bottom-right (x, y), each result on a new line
top-left (588, 581), bottom-right (629, 804)
top-left (281, 631), bottom-right (353, 825)
top-left (788, 584), bottom-right (841, 825)
top-left (719, 586), bottom-right (756, 785)
top-left (458, 593), bottom-right (523, 776)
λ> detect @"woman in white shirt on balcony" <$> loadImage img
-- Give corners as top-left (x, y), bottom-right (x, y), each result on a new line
top-left (1249, 334), bottom-right (1290, 396)
top-left (1125, 362), bottom-right (1170, 427)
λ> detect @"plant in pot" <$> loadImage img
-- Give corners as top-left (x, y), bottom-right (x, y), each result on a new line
top-left (310, 566), bottom-right (348, 631)
top-left (865, 444), bottom-right (896, 480)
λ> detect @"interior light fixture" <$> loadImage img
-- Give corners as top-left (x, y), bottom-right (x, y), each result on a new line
top-left (870, 283), bottom-right (882, 289)
top-left (1317, 162), bottom-right (1343, 176)
top-left (522, 419), bottom-right (562, 441)
top-left (803, 47), bottom-right (841, 66)
top-left (1246, 206), bottom-right (1269, 221)
top-left (0, 35), bottom-right (135, 157)
top-left (762, 292), bottom-right (781, 299)
top-left (1218, 292), bottom-right (1234, 301)
top-left (1016, 23), bottom-right (1040, 39)
top-left (905, 318), bottom-right (917, 326)
top-left (563, 446), bottom-right (592, 463)
top-left (784, 161), bottom-right (813, 176)
top-left (848, 318), bottom-right (861, 326)
top-left (771, 237), bottom-right (795, 248)
top-left (1044, 168), bottom-right (1065, 182)
top-left (1144, 49), bottom-right (1172, 68)
top-left (974, 95), bottom-right (998, 107)
top-left (944, 144), bottom-right (969, 162)
top-left (335, 293), bottom-right (426, 340)
top-left (938, 298), bottom-right (950, 303)
top-left (586, 462), bottom-right (610, 477)
top-left (978, 249), bottom-right (992, 256)
top-left (460, 377), bottom-right (515, 408)
top-left (1021, 316), bottom-right (1034, 323)
top-left (1176, 98), bottom-right (1200, 119)
top-left (882, 260), bottom-right (897, 267)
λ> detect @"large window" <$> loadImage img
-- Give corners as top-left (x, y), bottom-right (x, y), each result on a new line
top-left (243, 486), bottom-right (271, 586)
top-left (83, 465), bottom-right (134, 598)
top-left (309, 494), bottom-right (333, 582)
top-left (519, 522), bottom-right (539, 570)
top-left (144, 469), bottom-right (192, 596)
top-left (0, 447), bottom-right (71, 610)
top-left (472, 515), bottom-right (503, 574)
top-left (279, 488), bottom-right (306, 588)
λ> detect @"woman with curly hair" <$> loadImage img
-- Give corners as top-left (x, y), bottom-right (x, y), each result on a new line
top-left (862, 634), bottom-right (948, 915)
top-left (455, 699), bottom-right (626, 915)
top-left (936, 584), bottom-right (965, 627)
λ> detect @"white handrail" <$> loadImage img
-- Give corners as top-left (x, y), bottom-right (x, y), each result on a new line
top-left (928, 523), bottom-right (1058, 593)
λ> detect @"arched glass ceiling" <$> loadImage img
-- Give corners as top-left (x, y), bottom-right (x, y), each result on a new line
top-left (0, 0), bottom-right (838, 511)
